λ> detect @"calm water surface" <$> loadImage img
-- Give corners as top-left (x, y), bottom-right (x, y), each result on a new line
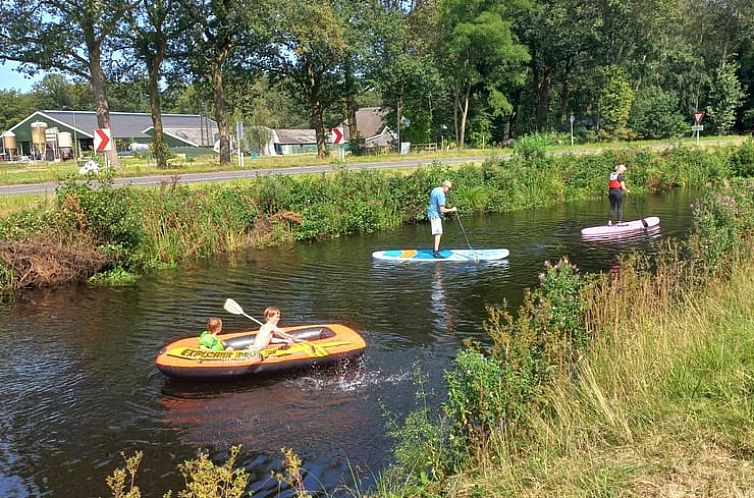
top-left (0, 190), bottom-right (698, 497)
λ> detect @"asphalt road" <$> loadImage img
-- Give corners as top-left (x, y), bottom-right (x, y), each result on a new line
top-left (0, 154), bottom-right (502, 196)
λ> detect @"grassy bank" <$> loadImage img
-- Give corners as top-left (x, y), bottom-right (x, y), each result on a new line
top-left (0, 140), bottom-right (752, 294)
top-left (376, 181), bottom-right (754, 497)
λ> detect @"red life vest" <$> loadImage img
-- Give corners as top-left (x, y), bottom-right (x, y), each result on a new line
top-left (608, 173), bottom-right (622, 190)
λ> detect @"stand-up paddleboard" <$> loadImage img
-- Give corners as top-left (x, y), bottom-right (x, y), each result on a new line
top-left (581, 216), bottom-right (660, 237)
top-left (372, 248), bottom-right (510, 262)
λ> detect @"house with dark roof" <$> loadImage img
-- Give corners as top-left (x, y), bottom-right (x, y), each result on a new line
top-left (3, 110), bottom-right (218, 158)
top-left (244, 107), bottom-right (395, 157)
top-left (339, 107), bottom-right (396, 149)
top-left (272, 128), bottom-right (318, 155)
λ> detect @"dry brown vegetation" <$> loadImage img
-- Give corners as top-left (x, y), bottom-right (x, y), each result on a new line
top-left (0, 239), bottom-right (107, 289)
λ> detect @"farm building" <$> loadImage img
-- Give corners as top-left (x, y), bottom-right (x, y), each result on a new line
top-left (1, 110), bottom-right (218, 160)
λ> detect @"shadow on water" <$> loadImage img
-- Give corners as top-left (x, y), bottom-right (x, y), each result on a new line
top-left (0, 189), bottom-right (700, 497)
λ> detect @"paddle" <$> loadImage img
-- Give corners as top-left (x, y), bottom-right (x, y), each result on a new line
top-left (222, 298), bottom-right (327, 357)
top-left (455, 210), bottom-right (479, 264)
top-left (629, 195), bottom-right (649, 228)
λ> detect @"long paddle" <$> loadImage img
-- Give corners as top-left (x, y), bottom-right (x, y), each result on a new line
top-left (455, 210), bottom-right (479, 264)
top-left (629, 195), bottom-right (649, 228)
top-left (223, 298), bottom-right (327, 357)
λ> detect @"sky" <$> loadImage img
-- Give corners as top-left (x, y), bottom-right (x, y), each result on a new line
top-left (0, 61), bottom-right (42, 92)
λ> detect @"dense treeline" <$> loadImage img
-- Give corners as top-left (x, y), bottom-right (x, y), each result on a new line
top-left (1, 0), bottom-right (753, 166)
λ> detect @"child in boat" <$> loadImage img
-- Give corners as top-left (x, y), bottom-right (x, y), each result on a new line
top-left (250, 306), bottom-right (299, 350)
top-left (199, 317), bottom-right (233, 351)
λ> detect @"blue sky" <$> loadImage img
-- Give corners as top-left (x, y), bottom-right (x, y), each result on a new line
top-left (0, 61), bottom-right (42, 91)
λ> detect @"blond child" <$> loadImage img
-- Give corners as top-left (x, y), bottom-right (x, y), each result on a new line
top-left (250, 306), bottom-right (299, 350)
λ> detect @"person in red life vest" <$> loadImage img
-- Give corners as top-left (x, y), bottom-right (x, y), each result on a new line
top-left (608, 164), bottom-right (630, 225)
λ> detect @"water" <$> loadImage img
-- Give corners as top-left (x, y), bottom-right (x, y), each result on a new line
top-left (0, 190), bottom-right (698, 497)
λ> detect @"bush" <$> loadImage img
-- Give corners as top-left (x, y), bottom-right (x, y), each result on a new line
top-left (56, 179), bottom-right (144, 261)
top-left (629, 87), bottom-right (687, 139)
top-left (442, 258), bottom-right (587, 454)
top-left (513, 133), bottom-right (550, 164)
top-left (728, 138), bottom-right (754, 177)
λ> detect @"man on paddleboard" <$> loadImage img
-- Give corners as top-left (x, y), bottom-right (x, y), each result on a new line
top-left (428, 180), bottom-right (458, 258)
top-left (608, 164), bottom-right (630, 225)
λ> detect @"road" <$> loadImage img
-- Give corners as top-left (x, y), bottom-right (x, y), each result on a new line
top-left (0, 155), bottom-right (502, 196)
top-left (0, 137), bottom-right (745, 196)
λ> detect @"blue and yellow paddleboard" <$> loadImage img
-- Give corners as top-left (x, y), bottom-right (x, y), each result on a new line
top-left (372, 248), bottom-right (509, 262)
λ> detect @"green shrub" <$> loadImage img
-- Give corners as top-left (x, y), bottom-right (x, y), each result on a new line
top-left (728, 138), bottom-right (754, 177)
top-left (513, 133), bottom-right (550, 163)
top-left (629, 87), bottom-right (687, 139)
top-left (56, 179), bottom-right (144, 258)
top-left (444, 348), bottom-right (511, 456)
top-left (441, 258), bottom-right (587, 456)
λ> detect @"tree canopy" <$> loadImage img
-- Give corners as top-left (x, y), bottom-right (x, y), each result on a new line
top-left (1, 0), bottom-right (752, 155)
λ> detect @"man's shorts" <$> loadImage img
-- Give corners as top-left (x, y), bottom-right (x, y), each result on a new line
top-left (430, 217), bottom-right (443, 235)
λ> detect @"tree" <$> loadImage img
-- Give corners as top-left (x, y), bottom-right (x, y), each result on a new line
top-left (31, 74), bottom-right (93, 111)
top-left (0, 0), bottom-right (134, 168)
top-left (370, 0), bottom-right (445, 149)
top-left (124, 0), bottom-right (175, 168)
top-left (706, 60), bottom-right (746, 134)
top-left (0, 89), bottom-right (37, 131)
top-left (269, 0), bottom-right (347, 158)
top-left (598, 69), bottom-right (634, 137)
top-left (173, 0), bottom-right (271, 165)
top-left (107, 78), bottom-right (151, 112)
top-left (518, 0), bottom-right (592, 131)
top-left (439, 0), bottom-right (530, 147)
top-left (628, 86), bottom-right (686, 139)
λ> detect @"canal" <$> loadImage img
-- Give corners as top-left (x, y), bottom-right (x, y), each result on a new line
top-left (0, 189), bottom-right (699, 497)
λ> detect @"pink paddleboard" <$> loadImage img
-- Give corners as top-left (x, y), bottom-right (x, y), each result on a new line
top-left (581, 217), bottom-right (660, 237)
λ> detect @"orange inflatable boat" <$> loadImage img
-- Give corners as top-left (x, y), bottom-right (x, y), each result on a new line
top-left (155, 324), bottom-right (366, 380)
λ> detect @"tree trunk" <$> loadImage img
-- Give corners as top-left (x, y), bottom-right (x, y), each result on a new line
top-left (305, 58), bottom-right (328, 159)
top-left (560, 60), bottom-right (572, 125)
top-left (147, 55), bottom-right (167, 168)
top-left (344, 56), bottom-right (358, 140)
top-left (459, 82), bottom-right (471, 149)
top-left (535, 67), bottom-right (553, 132)
top-left (210, 60), bottom-right (231, 165)
top-left (312, 97), bottom-right (327, 159)
top-left (86, 31), bottom-right (120, 169)
top-left (395, 93), bottom-right (403, 149)
top-left (453, 82), bottom-right (459, 146)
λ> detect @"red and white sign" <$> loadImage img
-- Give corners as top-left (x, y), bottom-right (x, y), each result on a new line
top-left (94, 128), bottom-right (112, 152)
top-left (693, 112), bottom-right (705, 125)
top-left (330, 127), bottom-right (344, 145)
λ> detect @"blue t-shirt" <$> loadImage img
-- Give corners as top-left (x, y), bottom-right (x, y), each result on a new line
top-left (428, 187), bottom-right (446, 219)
